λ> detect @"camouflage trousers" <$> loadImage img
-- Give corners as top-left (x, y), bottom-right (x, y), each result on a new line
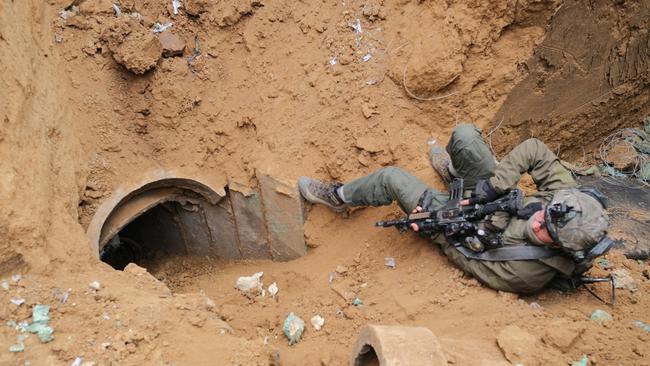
top-left (338, 124), bottom-right (555, 293)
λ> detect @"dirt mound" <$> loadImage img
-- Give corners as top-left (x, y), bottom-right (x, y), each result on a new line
top-left (101, 17), bottom-right (162, 74)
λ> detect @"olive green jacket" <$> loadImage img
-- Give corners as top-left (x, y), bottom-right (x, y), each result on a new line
top-left (437, 138), bottom-right (578, 293)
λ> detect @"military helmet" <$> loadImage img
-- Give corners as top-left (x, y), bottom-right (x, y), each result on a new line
top-left (544, 188), bottom-right (609, 252)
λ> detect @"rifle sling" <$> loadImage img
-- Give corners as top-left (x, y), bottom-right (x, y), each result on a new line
top-left (451, 241), bottom-right (561, 261)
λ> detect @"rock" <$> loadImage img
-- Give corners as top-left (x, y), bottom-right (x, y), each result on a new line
top-left (361, 103), bottom-right (374, 119)
top-left (355, 136), bottom-right (384, 153)
top-left (496, 325), bottom-right (539, 365)
top-left (79, 0), bottom-right (114, 14)
top-left (235, 272), bottom-right (263, 293)
top-left (335, 265), bottom-right (348, 274)
top-left (400, 24), bottom-right (463, 97)
top-left (606, 141), bottom-right (638, 171)
top-left (542, 319), bottom-right (586, 352)
top-left (184, 0), bottom-right (211, 16)
top-left (101, 17), bottom-right (162, 74)
top-left (612, 268), bottom-right (638, 292)
top-left (590, 309), bottom-right (613, 325)
top-left (158, 32), bottom-right (185, 57)
top-left (310, 315), bottom-right (325, 331)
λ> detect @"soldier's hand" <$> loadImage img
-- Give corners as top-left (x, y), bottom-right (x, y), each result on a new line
top-left (468, 179), bottom-right (498, 204)
top-left (410, 206), bottom-right (423, 231)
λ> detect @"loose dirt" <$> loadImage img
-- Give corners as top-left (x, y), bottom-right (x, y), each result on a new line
top-left (1, 0), bottom-right (649, 365)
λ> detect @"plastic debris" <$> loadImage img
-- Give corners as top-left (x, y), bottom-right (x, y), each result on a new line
top-left (590, 309), bottom-right (613, 325)
top-left (349, 19), bottom-right (362, 34)
top-left (235, 272), bottom-right (264, 293)
top-left (634, 320), bottom-right (650, 333)
top-left (361, 53), bottom-right (372, 62)
top-left (9, 342), bottom-right (24, 353)
top-left (353, 297), bottom-right (363, 306)
top-left (1, 280), bottom-right (9, 291)
top-left (385, 257), bottom-right (396, 268)
top-left (310, 315), bottom-right (325, 331)
top-left (268, 282), bottom-right (278, 298)
top-left (172, 0), bottom-right (182, 15)
top-left (282, 313), bottom-right (305, 345)
top-left (11, 274), bottom-right (22, 283)
top-left (329, 56), bottom-right (338, 66)
top-left (152, 22), bottom-right (173, 33)
top-left (597, 258), bottom-right (610, 269)
top-left (70, 357), bottom-right (82, 366)
top-left (112, 4), bottom-right (121, 16)
top-left (89, 281), bottom-right (101, 291)
top-left (27, 304), bottom-right (54, 343)
top-left (529, 302), bottom-right (542, 311)
top-left (10, 298), bottom-right (25, 306)
top-left (571, 355), bottom-right (588, 366)
top-left (59, 9), bottom-right (74, 20)
top-left (366, 79), bottom-right (377, 85)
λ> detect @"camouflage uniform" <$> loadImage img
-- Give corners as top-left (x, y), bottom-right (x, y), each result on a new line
top-left (340, 123), bottom-right (579, 293)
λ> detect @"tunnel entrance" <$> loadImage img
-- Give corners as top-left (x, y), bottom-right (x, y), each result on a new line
top-left (86, 172), bottom-right (308, 276)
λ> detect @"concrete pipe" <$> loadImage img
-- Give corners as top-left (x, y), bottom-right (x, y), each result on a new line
top-left (351, 325), bottom-right (447, 366)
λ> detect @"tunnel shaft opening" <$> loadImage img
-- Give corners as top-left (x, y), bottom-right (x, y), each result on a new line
top-left (88, 174), bottom-right (307, 279)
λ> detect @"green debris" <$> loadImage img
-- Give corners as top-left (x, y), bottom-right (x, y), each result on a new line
top-left (26, 304), bottom-right (54, 343)
top-left (590, 309), bottom-right (613, 325)
top-left (571, 354), bottom-right (588, 366)
top-left (634, 320), bottom-right (650, 333)
top-left (282, 312), bottom-right (304, 346)
top-left (352, 297), bottom-right (363, 307)
top-left (597, 258), bottom-right (610, 269)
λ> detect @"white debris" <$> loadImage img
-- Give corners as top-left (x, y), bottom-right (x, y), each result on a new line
top-left (385, 257), bottom-right (396, 268)
top-left (152, 22), bottom-right (173, 33)
top-left (89, 281), bottom-right (101, 291)
top-left (172, 0), bottom-right (182, 15)
top-left (11, 274), bottom-right (22, 283)
top-left (70, 357), bottom-right (82, 366)
top-left (102, 313), bottom-right (110, 320)
top-left (101, 342), bottom-right (111, 351)
top-left (263, 336), bottom-right (269, 345)
top-left (1, 280), bottom-right (9, 291)
top-left (329, 56), bottom-right (338, 66)
top-left (235, 272), bottom-right (264, 293)
top-left (268, 282), bottom-right (278, 297)
top-left (112, 4), bottom-right (121, 16)
top-left (349, 18), bottom-right (362, 34)
top-left (10, 298), bottom-right (25, 306)
top-left (310, 315), bottom-right (325, 331)
top-left (59, 9), bottom-right (72, 20)
top-left (361, 53), bottom-right (372, 62)
top-left (613, 268), bottom-right (638, 292)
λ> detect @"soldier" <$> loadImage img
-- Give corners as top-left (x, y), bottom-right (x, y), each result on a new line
top-left (298, 123), bottom-right (610, 293)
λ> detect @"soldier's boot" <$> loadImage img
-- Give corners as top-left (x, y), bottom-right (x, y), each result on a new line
top-left (428, 147), bottom-right (453, 185)
top-left (298, 176), bottom-right (347, 212)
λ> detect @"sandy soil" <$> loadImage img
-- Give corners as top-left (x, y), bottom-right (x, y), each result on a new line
top-left (1, 0), bottom-right (649, 365)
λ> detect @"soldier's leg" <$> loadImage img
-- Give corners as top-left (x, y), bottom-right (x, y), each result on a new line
top-left (445, 123), bottom-right (497, 189)
top-left (340, 167), bottom-right (448, 213)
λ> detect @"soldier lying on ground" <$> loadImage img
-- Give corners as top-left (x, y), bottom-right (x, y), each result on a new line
top-left (298, 123), bottom-right (610, 294)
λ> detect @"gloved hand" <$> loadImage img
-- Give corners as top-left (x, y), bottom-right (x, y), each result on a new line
top-left (468, 179), bottom-right (499, 204)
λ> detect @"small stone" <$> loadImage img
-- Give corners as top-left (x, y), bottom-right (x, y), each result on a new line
top-left (530, 302), bottom-right (542, 311)
top-left (310, 315), bottom-right (325, 331)
top-left (612, 268), bottom-right (638, 292)
top-left (542, 319), bottom-right (585, 352)
top-left (1, 280), bottom-right (9, 291)
top-left (11, 274), bottom-right (22, 283)
top-left (606, 141), bottom-right (638, 171)
top-left (590, 309), bottom-right (613, 325)
top-left (89, 281), bottom-right (101, 291)
top-left (158, 32), bottom-right (185, 57)
top-left (496, 325), bottom-right (539, 365)
top-left (335, 265), bottom-right (348, 274)
top-left (361, 103), bottom-right (373, 119)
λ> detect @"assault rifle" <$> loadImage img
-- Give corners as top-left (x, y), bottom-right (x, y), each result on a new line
top-left (375, 178), bottom-right (616, 304)
top-left (375, 179), bottom-right (523, 250)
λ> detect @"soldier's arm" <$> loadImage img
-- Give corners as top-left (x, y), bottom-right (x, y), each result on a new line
top-left (489, 138), bottom-right (576, 193)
